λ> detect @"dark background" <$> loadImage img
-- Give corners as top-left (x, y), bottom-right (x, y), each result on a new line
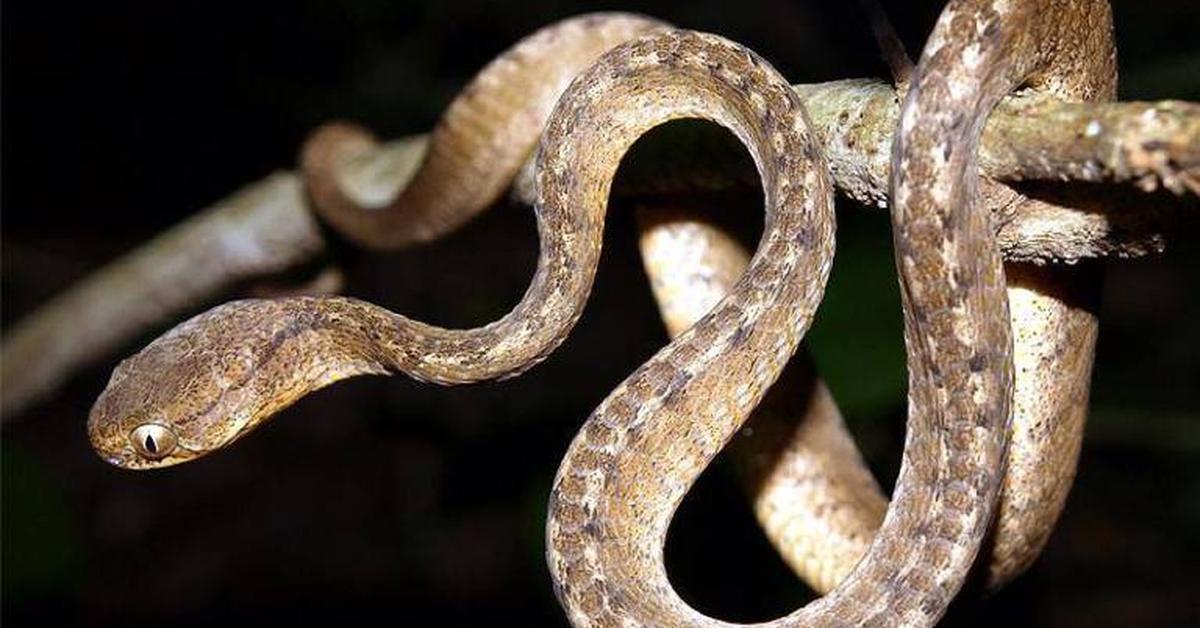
top-left (3, 1), bottom-right (1198, 626)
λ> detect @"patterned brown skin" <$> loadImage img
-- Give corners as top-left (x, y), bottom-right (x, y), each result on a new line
top-left (979, 0), bottom-right (1114, 585)
top-left (16, 53), bottom-right (1187, 425)
top-left (890, 1), bottom-right (1112, 595)
top-left (539, 30), bottom-right (840, 626)
top-left (301, 13), bottom-right (669, 250)
top-left (630, 4), bottom-right (1113, 596)
top-left (88, 13), bottom-right (669, 469)
top-left (11, 90), bottom-right (1186, 428)
top-left (86, 5), bottom-right (1109, 624)
top-left (638, 215), bottom-right (1102, 595)
top-left (542, 2), bottom-right (1101, 626)
top-left (629, 11), bottom-right (1090, 595)
top-left (637, 207), bottom-right (888, 594)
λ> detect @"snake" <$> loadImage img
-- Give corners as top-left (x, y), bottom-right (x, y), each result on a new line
top-left (545, 1), bottom-right (1107, 625)
top-left (637, 1), bottom-right (1113, 594)
top-left (635, 0), bottom-right (1111, 590)
top-left (86, 13), bottom-right (671, 467)
top-left (85, 2), bottom-right (1110, 625)
top-left (638, 205), bottom-right (1101, 594)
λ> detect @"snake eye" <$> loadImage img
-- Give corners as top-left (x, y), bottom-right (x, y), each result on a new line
top-left (130, 424), bottom-right (178, 460)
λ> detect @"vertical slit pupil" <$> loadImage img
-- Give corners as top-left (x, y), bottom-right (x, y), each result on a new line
top-left (144, 434), bottom-right (158, 454)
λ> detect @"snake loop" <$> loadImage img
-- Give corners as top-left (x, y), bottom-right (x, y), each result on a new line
top-left (546, 1), bottom-right (1102, 625)
top-left (301, 13), bottom-right (668, 249)
top-left (86, 14), bottom-right (669, 468)
top-left (660, 1), bottom-right (1113, 596)
top-left (86, 4), bottom-right (1114, 624)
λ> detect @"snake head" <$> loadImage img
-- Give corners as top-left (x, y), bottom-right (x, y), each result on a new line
top-left (88, 299), bottom-right (307, 470)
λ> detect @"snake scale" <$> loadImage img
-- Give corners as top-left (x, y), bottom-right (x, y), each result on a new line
top-left (87, 2), bottom-right (1115, 625)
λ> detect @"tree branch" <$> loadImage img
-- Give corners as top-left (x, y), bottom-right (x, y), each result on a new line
top-left (2, 80), bottom-right (1195, 419)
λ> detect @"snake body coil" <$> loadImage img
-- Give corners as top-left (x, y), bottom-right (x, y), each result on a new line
top-left (637, 2), bottom-right (1113, 595)
top-left (87, 3), bottom-right (1111, 625)
top-left (546, 1), bottom-right (1102, 625)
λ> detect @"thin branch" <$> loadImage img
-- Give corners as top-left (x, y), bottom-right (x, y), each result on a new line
top-left (983, 96), bottom-right (1200, 195)
top-left (0, 175), bottom-right (324, 417)
top-left (2, 79), bottom-right (1196, 419)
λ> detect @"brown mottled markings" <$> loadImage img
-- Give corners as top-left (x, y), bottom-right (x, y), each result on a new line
top-left (540, 2), bottom-right (1109, 626)
top-left (86, 3), bottom-right (1120, 625)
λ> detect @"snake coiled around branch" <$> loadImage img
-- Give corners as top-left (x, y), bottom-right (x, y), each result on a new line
top-left (544, 1), bottom-right (1106, 625)
top-left (86, 3), bottom-right (1119, 625)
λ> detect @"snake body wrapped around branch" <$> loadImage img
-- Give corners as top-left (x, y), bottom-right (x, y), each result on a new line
top-left (77, 2), bottom-right (1173, 625)
top-left (550, 1), bottom-right (1115, 624)
top-left (86, 14), bottom-right (670, 467)
top-left (5, 10), bottom-right (1194, 420)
